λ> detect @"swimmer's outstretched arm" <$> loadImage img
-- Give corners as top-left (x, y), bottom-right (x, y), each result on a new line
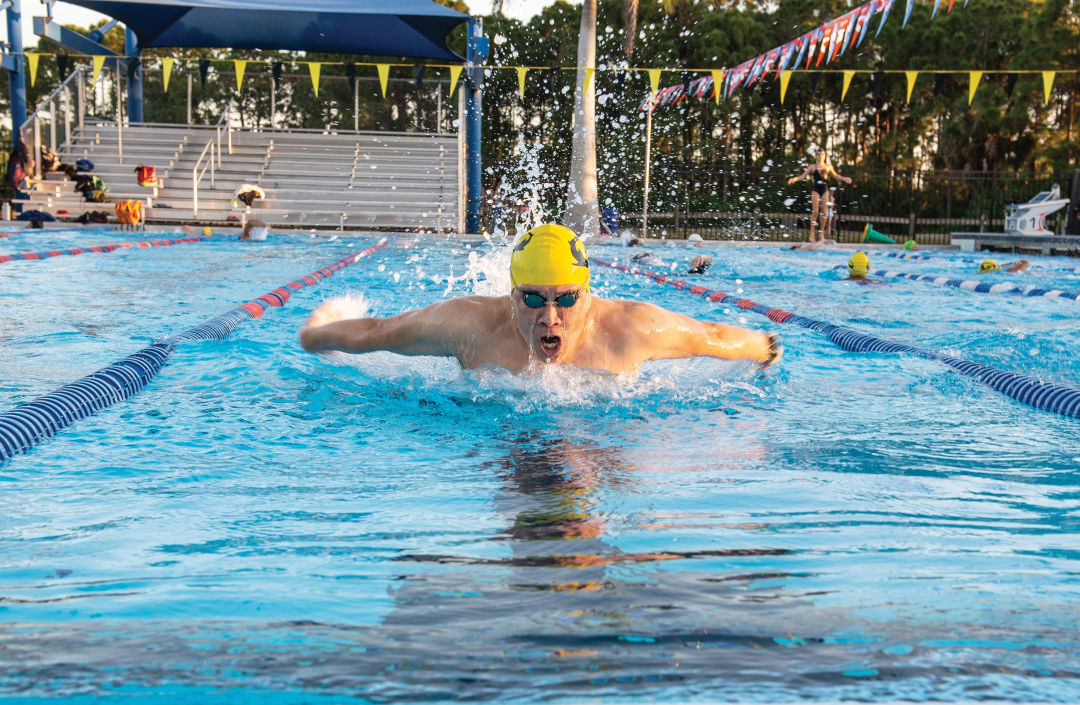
top-left (300, 298), bottom-right (471, 357)
top-left (627, 303), bottom-right (781, 367)
top-left (787, 165), bottom-right (813, 185)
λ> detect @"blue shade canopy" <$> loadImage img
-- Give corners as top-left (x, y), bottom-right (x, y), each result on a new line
top-left (60, 0), bottom-right (468, 60)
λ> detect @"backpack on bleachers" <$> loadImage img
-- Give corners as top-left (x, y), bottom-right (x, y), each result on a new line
top-left (75, 159), bottom-right (95, 172)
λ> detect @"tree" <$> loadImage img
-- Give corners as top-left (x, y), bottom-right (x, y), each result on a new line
top-left (563, 0), bottom-right (600, 236)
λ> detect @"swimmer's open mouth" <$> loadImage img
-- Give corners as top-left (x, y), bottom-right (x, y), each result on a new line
top-left (540, 335), bottom-right (562, 357)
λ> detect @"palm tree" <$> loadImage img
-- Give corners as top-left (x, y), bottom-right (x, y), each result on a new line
top-left (563, 0), bottom-right (601, 236)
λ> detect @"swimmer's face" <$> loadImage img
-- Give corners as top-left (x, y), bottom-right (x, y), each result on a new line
top-left (511, 285), bottom-right (591, 363)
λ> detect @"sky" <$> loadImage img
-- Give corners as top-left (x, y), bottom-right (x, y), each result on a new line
top-left (14, 0), bottom-right (547, 49)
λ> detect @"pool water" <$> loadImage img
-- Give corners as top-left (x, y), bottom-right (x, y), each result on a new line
top-left (1, 229), bottom-right (1079, 702)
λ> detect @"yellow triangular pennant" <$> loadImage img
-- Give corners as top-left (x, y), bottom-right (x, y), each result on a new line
top-left (841, 70), bottom-right (855, 102)
top-left (449, 65), bottom-right (463, 97)
top-left (162, 57), bottom-right (174, 92)
top-left (905, 71), bottom-right (919, 103)
top-left (711, 70), bottom-right (725, 104)
top-left (234, 60), bottom-right (247, 91)
top-left (376, 64), bottom-right (389, 98)
top-left (516, 67), bottom-right (527, 99)
top-left (26, 53), bottom-right (39, 87)
top-left (1042, 71), bottom-right (1055, 104)
top-left (308, 62), bottom-right (321, 96)
top-left (92, 55), bottom-right (107, 85)
top-left (648, 68), bottom-right (661, 97)
top-left (968, 71), bottom-right (982, 105)
top-left (584, 67), bottom-right (595, 93)
top-left (779, 70), bottom-right (793, 104)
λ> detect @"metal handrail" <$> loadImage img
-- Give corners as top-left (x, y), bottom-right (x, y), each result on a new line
top-left (21, 65), bottom-right (85, 178)
top-left (213, 106), bottom-right (231, 169)
top-left (192, 138), bottom-right (216, 216)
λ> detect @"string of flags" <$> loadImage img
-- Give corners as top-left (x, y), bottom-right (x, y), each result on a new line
top-left (637, 69), bottom-right (1076, 109)
top-left (714, 0), bottom-right (975, 102)
top-left (10, 49), bottom-right (1076, 108)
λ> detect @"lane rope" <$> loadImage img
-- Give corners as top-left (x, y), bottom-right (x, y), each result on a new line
top-left (878, 250), bottom-right (1080, 274)
top-left (593, 257), bottom-right (1080, 420)
top-left (0, 236), bottom-right (214, 264)
top-left (828, 265), bottom-right (1080, 302)
top-left (0, 239), bottom-right (388, 462)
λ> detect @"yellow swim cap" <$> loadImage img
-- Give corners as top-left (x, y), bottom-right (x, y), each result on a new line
top-left (509, 224), bottom-right (589, 291)
top-left (978, 259), bottom-right (1001, 274)
top-left (848, 252), bottom-right (869, 277)
top-left (202, 226), bottom-right (213, 236)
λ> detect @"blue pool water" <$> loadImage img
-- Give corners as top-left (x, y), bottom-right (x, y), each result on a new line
top-left (1, 228), bottom-right (1079, 702)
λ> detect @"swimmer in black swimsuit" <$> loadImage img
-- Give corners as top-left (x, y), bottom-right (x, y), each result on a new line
top-left (787, 149), bottom-right (853, 244)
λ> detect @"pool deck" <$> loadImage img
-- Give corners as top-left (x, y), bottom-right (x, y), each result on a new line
top-left (951, 231), bottom-right (1080, 255)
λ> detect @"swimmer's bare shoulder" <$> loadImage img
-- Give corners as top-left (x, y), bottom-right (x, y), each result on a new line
top-left (596, 298), bottom-right (778, 366)
top-left (301, 295), bottom-right (507, 358)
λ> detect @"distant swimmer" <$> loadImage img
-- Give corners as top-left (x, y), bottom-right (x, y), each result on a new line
top-left (978, 259), bottom-right (1029, 274)
top-left (300, 223), bottom-right (781, 375)
top-left (789, 238), bottom-right (836, 251)
top-left (843, 251), bottom-right (884, 285)
top-left (687, 254), bottom-right (712, 274)
top-left (787, 149), bottom-right (853, 245)
top-left (239, 219), bottom-right (270, 241)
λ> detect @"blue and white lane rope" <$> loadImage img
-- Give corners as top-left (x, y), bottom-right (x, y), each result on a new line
top-left (0, 239), bottom-right (388, 462)
top-left (878, 250), bottom-right (1080, 274)
top-left (828, 265), bottom-right (1080, 302)
top-left (593, 257), bottom-right (1080, 420)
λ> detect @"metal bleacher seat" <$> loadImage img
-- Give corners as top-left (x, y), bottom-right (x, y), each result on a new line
top-left (20, 117), bottom-right (462, 232)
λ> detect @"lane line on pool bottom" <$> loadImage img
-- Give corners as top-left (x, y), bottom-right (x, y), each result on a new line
top-left (0, 236), bottom-right (215, 265)
top-left (0, 239), bottom-right (388, 462)
top-left (828, 264), bottom-right (1080, 302)
top-left (594, 257), bottom-right (1080, 421)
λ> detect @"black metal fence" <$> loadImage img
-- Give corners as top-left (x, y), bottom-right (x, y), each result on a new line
top-left (490, 158), bottom-right (1075, 245)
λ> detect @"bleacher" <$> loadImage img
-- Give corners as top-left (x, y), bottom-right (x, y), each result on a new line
top-left (19, 120), bottom-right (462, 231)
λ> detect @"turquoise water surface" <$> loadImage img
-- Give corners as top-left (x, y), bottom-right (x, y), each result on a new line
top-left (1, 228), bottom-right (1078, 702)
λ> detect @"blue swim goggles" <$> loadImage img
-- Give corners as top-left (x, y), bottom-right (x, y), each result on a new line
top-left (520, 291), bottom-right (580, 308)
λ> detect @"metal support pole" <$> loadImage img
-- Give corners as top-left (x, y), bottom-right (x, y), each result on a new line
top-left (186, 73), bottom-right (192, 124)
top-left (643, 101), bottom-right (652, 238)
top-left (270, 75), bottom-right (276, 128)
top-left (6, 0), bottom-right (27, 152)
top-left (464, 17), bottom-right (487, 234)
top-left (63, 86), bottom-right (71, 147)
top-left (353, 85), bottom-right (358, 132)
top-left (436, 82), bottom-right (443, 132)
top-left (32, 117), bottom-right (40, 178)
top-left (48, 100), bottom-right (56, 150)
top-left (115, 62), bottom-right (123, 163)
top-left (77, 68), bottom-right (85, 129)
top-left (125, 28), bottom-right (143, 123)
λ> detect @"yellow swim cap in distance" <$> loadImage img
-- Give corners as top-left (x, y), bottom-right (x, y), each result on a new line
top-left (848, 251), bottom-right (869, 277)
top-left (510, 224), bottom-right (590, 291)
top-left (202, 226), bottom-right (213, 236)
top-left (978, 259), bottom-right (1001, 274)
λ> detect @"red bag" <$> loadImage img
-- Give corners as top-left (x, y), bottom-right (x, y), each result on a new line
top-left (135, 165), bottom-right (157, 187)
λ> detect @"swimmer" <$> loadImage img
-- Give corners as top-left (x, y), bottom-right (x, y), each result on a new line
top-left (631, 251), bottom-right (663, 267)
top-left (300, 223), bottom-right (781, 375)
top-left (843, 251), bottom-right (883, 284)
top-left (688, 254), bottom-right (712, 274)
top-left (978, 259), bottom-right (1029, 274)
top-left (239, 219), bottom-right (269, 241)
top-left (787, 149), bottom-right (853, 245)
top-left (0, 231), bottom-right (10, 238)
top-left (687, 233), bottom-right (704, 247)
top-left (904, 240), bottom-right (919, 251)
top-left (789, 238), bottom-right (837, 251)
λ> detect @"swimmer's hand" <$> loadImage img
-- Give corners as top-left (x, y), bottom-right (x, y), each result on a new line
top-left (304, 299), bottom-right (353, 329)
top-left (761, 333), bottom-right (782, 369)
